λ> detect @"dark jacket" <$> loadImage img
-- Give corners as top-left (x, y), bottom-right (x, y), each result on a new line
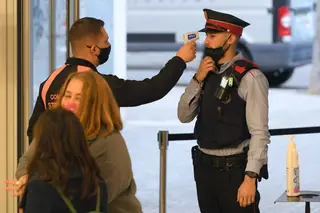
top-left (19, 172), bottom-right (108, 213)
top-left (27, 56), bottom-right (186, 143)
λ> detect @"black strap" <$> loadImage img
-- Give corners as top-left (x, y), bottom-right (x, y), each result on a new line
top-left (230, 59), bottom-right (259, 86)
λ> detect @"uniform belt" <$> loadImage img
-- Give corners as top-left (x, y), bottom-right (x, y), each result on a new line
top-left (192, 146), bottom-right (247, 171)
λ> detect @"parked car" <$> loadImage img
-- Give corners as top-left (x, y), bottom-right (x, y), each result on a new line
top-left (127, 0), bottom-right (316, 87)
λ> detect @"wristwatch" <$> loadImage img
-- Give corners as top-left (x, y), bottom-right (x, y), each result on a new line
top-left (192, 74), bottom-right (203, 87)
top-left (245, 171), bottom-right (258, 178)
top-left (192, 74), bottom-right (201, 83)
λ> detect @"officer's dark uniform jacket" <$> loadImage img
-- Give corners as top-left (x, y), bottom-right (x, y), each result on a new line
top-left (194, 59), bottom-right (259, 149)
top-left (28, 56), bottom-right (186, 143)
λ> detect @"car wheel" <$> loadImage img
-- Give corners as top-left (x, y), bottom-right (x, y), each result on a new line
top-left (264, 68), bottom-right (294, 87)
top-left (236, 44), bottom-right (252, 61)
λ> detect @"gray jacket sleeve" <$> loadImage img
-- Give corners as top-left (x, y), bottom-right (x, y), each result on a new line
top-left (238, 69), bottom-right (271, 175)
top-left (16, 141), bottom-right (37, 179)
top-left (177, 78), bottom-right (202, 123)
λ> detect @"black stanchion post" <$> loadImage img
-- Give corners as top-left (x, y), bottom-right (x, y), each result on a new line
top-left (158, 131), bottom-right (169, 213)
top-left (306, 202), bottom-right (310, 213)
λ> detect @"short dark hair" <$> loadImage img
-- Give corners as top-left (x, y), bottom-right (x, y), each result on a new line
top-left (69, 17), bottom-right (105, 48)
top-left (27, 107), bottom-right (102, 199)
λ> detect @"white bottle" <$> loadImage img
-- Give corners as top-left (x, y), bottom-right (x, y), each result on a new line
top-left (286, 135), bottom-right (300, 197)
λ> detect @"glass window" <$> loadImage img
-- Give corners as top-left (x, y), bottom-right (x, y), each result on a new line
top-left (55, 0), bottom-right (68, 68)
top-left (80, 0), bottom-right (114, 75)
top-left (31, 0), bottom-right (50, 106)
top-left (31, 0), bottom-right (69, 106)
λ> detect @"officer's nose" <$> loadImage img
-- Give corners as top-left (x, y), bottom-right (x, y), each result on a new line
top-left (204, 37), bottom-right (210, 47)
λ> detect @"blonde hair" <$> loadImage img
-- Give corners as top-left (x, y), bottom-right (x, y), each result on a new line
top-left (56, 71), bottom-right (122, 139)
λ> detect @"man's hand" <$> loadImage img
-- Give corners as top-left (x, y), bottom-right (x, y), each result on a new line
top-left (195, 56), bottom-right (215, 82)
top-left (176, 41), bottom-right (197, 63)
top-left (237, 175), bottom-right (256, 207)
top-left (5, 174), bottom-right (28, 197)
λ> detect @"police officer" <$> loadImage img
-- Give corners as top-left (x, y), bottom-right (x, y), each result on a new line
top-left (177, 9), bottom-right (270, 213)
top-left (28, 17), bottom-right (196, 144)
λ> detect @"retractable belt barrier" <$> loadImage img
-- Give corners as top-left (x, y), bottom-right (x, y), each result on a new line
top-left (157, 126), bottom-right (320, 213)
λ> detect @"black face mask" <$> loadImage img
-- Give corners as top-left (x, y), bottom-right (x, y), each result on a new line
top-left (96, 45), bottom-right (111, 65)
top-left (204, 35), bottom-right (231, 64)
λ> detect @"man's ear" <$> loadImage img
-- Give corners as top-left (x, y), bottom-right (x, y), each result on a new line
top-left (90, 45), bottom-right (100, 54)
top-left (228, 34), bottom-right (238, 45)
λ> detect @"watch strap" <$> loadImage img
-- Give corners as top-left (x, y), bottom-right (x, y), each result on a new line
top-left (245, 171), bottom-right (258, 178)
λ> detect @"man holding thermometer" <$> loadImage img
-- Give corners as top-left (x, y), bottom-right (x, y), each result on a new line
top-left (178, 9), bottom-right (270, 213)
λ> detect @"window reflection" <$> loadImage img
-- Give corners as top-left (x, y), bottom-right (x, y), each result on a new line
top-left (80, 0), bottom-right (114, 75)
top-left (55, 0), bottom-right (67, 69)
top-left (31, 0), bottom-right (49, 106)
top-left (31, 0), bottom-right (67, 106)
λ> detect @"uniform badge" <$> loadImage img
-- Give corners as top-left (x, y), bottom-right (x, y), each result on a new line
top-left (220, 76), bottom-right (228, 88)
top-left (228, 76), bottom-right (233, 87)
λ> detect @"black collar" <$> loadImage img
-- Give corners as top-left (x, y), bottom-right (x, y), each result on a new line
top-left (65, 57), bottom-right (98, 71)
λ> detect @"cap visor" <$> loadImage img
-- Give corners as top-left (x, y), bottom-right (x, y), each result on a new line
top-left (198, 28), bottom-right (223, 33)
top-left (198, 28), bottom-right (207, 32)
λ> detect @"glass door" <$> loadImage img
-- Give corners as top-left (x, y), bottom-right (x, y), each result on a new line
top-left (30, 0), bottom-right (76, 107)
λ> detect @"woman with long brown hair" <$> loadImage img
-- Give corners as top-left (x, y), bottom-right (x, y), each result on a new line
top-left (17, 107), bottom-right (107, 212)
top-left (11, 71), bottom-right (142, 213)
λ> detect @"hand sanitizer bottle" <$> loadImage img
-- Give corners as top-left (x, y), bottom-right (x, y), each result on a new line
top-left (286, 135), bottom-right (300, 197)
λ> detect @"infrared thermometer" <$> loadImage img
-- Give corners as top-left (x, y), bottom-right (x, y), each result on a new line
top-left (183, 32), bottom-right (199, 43)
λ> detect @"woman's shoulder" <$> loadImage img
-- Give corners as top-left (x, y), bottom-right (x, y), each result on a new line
top-left (26, 178), bottom-right (56, 191)
top-left (95, 130), bottom-right (125, 144)
top-left (89, 130), bottom-right (131, 163)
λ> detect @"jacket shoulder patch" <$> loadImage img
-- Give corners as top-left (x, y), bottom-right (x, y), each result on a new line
top-left (233, 59), bottom-right (259, 75)
top-left (234, 65), bottom-right (246, 74)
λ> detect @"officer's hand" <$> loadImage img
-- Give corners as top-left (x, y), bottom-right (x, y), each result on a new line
top-left (195, 56), bottom-right (215, 82)
top-left (237, 176), bottom-right (256, 207)
top-left (176, 41), bottom-right (196, 63)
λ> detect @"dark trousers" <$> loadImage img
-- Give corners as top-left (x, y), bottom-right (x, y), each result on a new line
top-left (192, 146), bottom-right (260, 213)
